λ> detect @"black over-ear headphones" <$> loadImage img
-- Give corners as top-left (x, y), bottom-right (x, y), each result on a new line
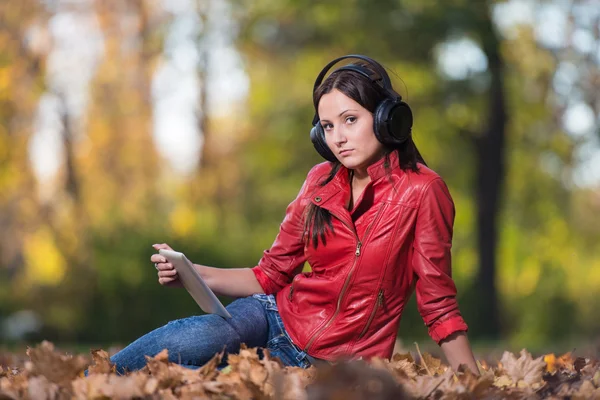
top-left (310, 55), bottom-right (413, 162)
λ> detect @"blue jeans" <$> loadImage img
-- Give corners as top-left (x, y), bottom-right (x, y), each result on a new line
top-left (108, 294), bottom-right (312, 374)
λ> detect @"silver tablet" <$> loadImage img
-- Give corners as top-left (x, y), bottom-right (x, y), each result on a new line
top-left (159, 249), bottom-right (232, 319)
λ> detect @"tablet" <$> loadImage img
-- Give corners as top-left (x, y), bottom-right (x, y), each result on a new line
top-left (159, 249), bottom-right (232, 319)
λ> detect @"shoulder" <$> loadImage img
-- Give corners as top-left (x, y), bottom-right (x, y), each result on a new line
top-left (399, 163), bottom-right (452, 203)
top-left (306, 161), bottom-right (333, 182)
top-left (304, 161), bottom-right (334, 188)
top-left (295, 162), bottom-right (334, 199)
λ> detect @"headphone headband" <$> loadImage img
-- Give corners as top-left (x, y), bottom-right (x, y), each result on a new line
top-left (312, 54), bottom-right (398, 99)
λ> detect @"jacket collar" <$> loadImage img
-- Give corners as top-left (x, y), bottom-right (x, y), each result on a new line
top-left (310, 150), bottom-right (401, 207)
top-left (363, 149), bottom-right (400, 182)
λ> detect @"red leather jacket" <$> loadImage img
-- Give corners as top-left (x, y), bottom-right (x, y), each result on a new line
top-left (252, 150), bottom-right (468, 361)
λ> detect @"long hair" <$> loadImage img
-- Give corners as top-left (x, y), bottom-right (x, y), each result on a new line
top-left (305, 63), bottom-right (426, 249)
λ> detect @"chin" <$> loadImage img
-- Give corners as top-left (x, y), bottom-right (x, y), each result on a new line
top-left (338, 159), bottom-right (362, 170)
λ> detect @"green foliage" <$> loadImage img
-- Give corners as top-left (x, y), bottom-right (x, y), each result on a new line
top-left (0, 0), bottom-right (599, 351)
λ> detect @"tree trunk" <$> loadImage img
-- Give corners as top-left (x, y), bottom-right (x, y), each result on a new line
top-left (474, 11), bottom-right (507, 339)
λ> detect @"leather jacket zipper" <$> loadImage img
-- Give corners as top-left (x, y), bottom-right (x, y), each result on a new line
top-left (303, 205), bottom-right (385, 353)
top-left (358, 289), bottom-right (384, 339)
top-left (288, 282), bottom-right (295, 301)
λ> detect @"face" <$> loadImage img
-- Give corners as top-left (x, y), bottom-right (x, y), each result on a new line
top-left (317, 89), bottom-right (386, 174)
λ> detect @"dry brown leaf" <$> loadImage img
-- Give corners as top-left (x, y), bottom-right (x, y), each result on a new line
top-left (573, 379), bottom-right (600, 400)
top-left (0, 368), bottom-right (29, 398)
top-left (593, 370), bottom-right (600, 387)
top-left (574, 357), bottom-right (587, 373)
top-left (493, 374), bottom-right (513, 388)
top-left (280, 372), bottom-right (308, 400)
top-left (499, 349), bottom-right (546, 387)
top-left (306, 360), bottom-right (407, 400)
top-left (544, 353), bottom-right (557, 373)
top-left (448, 369), bottom-right (495, 398)
top-left (0, 390), bottom-right (19, 400)
top-left (196, 350), bottom-right (223, 381)
top-left (218, 346), bottom-right (276, 400)
top-left (370, 356), bottom-right (418, 380)
top-left (3, 342), bottom-right (600, 399)
top-left (392, 352), bottom-right (415, 364)
top-left (547, 351), bottom-right (579, 373)
top-left (27, 376), bottom-right (60, 400)
top-left (25, 341), bottom-right (87, 386)
top-left (72, 372), bottom-right (156, 399)
top-left (403, 374), bottom-right (445, 398)
top-left (87, 349), bottom-right (114, 375)
top-left (144, 349), bottom-right (186, 389)
top-left (421, 352), bottom-right (447, 376)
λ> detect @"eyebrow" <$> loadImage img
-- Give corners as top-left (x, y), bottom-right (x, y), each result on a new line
top-left (320, 109), bottom-right (358, 123)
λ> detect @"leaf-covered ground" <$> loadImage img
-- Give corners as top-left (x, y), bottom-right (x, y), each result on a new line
top-left (1, 341), bottom-right (599, 399)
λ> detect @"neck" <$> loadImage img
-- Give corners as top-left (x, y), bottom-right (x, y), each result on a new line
top-left (351, 169), bottom-right (370, 185)
top-left (352, 168), bottom-right (369, 182)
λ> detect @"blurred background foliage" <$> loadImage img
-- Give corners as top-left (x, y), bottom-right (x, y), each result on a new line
top-left (1, 0), bottom-right (599, 353)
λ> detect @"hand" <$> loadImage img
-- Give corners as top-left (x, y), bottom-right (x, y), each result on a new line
top-left (151, 243), bottom-right (183, 288)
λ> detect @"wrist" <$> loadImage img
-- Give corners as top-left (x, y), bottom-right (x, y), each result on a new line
top-left (194, 263), bottom-right (209, 279)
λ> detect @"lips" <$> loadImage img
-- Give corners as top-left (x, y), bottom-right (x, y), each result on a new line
top-left (339, 149), bottom-right (353, 157)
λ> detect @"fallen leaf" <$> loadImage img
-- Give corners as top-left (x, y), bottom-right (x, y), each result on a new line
top-left (574, 357), bottom-right (587, 373)
top-left (499, 349), bottom-right (546, 386)
top-left (420, 352), bottom-right (446, 376)
top-left (403, 374), bottom-right (445, 398)
top-left (144, 349), bottom-right (185, 389)
top-left (27, 376), bottom-right (60, 400)
top-left (25, 341), bottom-right (87, 385)
top-left (544, 353), bottom-right (557, 373)
top-left (391, 352), bottom-right (414, 364)
top-left (87, 349), bottom-right (114, 375)
top-left (593, 370), bottom-right (600, 387)
top-left (493, 374), bottom-right (513, 388)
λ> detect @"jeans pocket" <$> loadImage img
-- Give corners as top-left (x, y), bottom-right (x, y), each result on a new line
top-left (252, 294), bottom-right (279, 311)
top-left (267, 335), bottom-right (309, 368)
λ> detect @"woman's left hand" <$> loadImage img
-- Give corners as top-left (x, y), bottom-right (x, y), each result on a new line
top-left (151, 243), bottom-right (183, 288)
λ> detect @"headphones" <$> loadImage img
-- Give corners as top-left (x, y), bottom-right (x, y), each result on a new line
top-left (310, 55), bottom-right (413, 162)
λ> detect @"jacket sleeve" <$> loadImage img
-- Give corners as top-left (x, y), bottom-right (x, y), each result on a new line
top-left (251, 168), bottom-right (316, 295)
top-left (412, 177), bottom-right (468, 344)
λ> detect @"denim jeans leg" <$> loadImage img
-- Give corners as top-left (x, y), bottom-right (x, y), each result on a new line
top-left (252, 294), bottom-right (312, 369)
top-left (107, 296), bottom-right (269, 374)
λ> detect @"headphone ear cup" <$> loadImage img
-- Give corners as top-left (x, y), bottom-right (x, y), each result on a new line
top-left (373, 99), bottom-right (413, 145)
top-left (310, 122), bottom-right (337, 162)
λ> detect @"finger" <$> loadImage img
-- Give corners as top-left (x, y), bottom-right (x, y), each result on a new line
top-left (156, 262), bottom-right (174, 271)
top-left (159, 277), bottom-right (177, 285)
top-left (152, 243), bottom-right (173, 251)
top-left (150, 255), bottom-right (167, 263)
top-left (158, 269), bottom-right (178, 278)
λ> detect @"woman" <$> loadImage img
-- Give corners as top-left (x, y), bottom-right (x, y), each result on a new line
top-left (110, 55), bottom-right (479, 375)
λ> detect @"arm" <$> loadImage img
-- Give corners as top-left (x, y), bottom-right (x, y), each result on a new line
top-left (151, 166), bottom-right (318, 297)
top-left (249, 168), bottom-right (317, 294)
top-left (195, 265), bottom-right (264, 298)
top-left (412, 178), bottom-right (476, 372)
top-left (151, 244), bottom-right (264, 297)
top-left (440, 331), bottom-right (479, 374)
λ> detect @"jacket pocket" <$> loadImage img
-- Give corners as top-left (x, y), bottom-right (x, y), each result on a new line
top-left (358, 289), bottom-right (384, 339)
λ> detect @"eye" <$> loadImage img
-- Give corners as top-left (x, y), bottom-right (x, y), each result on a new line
top-left (321, 122), bottom-right (333, 131)
top-left (345, 116), bottom-right (357, 124)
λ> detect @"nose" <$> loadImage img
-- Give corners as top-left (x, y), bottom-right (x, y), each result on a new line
top-left (331, 126), bottom-right (347, 147)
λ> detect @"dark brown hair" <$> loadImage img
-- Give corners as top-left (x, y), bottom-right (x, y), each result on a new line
top-left (304, 63), bottom-right (426, 249)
